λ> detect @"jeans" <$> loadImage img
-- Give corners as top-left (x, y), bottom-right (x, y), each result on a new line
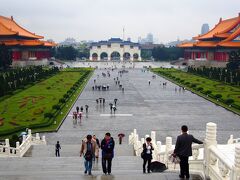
top-left (102, 158), bottom-right (112, 174)
top-left (55, 149), bottom-right (60, 157)
top-left (179, 155), bottom-right (189, 178)
top-left (84, 159), bottom-right (93, 173)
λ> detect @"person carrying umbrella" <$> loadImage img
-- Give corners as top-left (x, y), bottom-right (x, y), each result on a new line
top-left (118, 133), bottom-right (125, 144)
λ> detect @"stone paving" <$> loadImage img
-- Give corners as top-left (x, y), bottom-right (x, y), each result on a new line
top-left (0, 63), bottom-right (239, 180)
top-left (44, 66), bottom-right (240, 145)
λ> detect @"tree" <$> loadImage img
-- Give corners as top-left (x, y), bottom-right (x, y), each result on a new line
top-left (227, 50), bottom-right (240, 71)
top-left (55, 46), bottom-right (78, 60)
top-left (0, 45), bottom-right (12, 69)
top-left (152, 46), bottom-right (184, 61)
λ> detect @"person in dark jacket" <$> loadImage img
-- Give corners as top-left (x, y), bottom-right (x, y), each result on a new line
top-left (101, 132), bottom-right (115, 175)
top-left (142, 137), bottom-right (154, 173)
top-left (55, 141), bottom-right (61, 157)
top-left (173, 125), bottom-right (203, 179)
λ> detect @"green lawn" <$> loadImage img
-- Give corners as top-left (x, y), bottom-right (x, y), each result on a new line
top-left (152, 68), bottom-right (240, 115)
top-left (0, 68), bottom-right (93, 137)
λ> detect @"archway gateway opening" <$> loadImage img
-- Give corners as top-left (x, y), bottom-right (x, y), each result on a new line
top-left (92, 53), bottom-right (98, 61)
top-left (133, 53), bottom-right (139, 60)
top-left (111, 51), bottom-right (121, 61)
top-left (100, 52), bottom-right (108, 60)
top-left (123, 52), bottom-right (131, 61)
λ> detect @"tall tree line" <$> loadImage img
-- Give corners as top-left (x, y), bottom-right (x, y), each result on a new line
top-left (0, 66), bottom-right (59, 97)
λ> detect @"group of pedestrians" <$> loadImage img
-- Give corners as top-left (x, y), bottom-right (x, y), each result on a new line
top-left (80, 132), bottom-right (115, 176)
top-left (141, 125), bottom-right (203, 179)
top-left (109, 98), bottom-right (118, 114)
top-left (72, 105), bottom-right (89, 126)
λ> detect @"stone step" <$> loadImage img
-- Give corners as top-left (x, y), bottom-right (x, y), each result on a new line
top-left (25, 144), bottom-right (134, 157)
top-left (0, 156), bottom-right (143, 171)
top-left (0, 170), bottom-right (202, 180)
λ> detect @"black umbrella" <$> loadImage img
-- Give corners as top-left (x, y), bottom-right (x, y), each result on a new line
top-left (150, 161), bottom-right (167, 172)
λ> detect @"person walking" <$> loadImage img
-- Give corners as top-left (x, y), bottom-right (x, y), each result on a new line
top-left (93, 135), bottom-right (100, 163)
top-left (142, 137), bottom-right (154, 173)
top-left (80, 135), bottom-right (96, 176)
top-left (55, 141), bottom-right (61, 157)
top-left (173, 125), bottom-right (203, 179)
top-left (101, 132), bottom-right (115, 175)
top-left (76, 106), bottom-right (79, 113)
top-left (80, 106), bottom-right (84, 112)
top-left (113, 106), bottom-right (117, 114)
top-left (109, 103), bottom-right (113, 113)
top-left (114, 98), bottom-right (118, 106)
top-left (85, 105), bottom-right (89, 113)
top-left (148, 80), bottom-right (151, 85)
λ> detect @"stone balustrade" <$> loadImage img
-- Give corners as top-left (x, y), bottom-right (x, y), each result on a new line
top-left (0, 129), bottom-right (46, 157)
top-left (129, 122), bottom-right (240, 180)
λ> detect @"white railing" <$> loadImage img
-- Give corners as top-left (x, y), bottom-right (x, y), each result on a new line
top-left (129, 122), bottom-right (240, 180)
top-left (0, 129), bottom-right (46, 157)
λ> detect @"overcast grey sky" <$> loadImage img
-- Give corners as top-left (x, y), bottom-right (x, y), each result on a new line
top-left (1, 0), bottom-right (239, 43)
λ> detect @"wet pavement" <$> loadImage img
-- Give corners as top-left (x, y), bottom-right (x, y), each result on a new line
top-left (44, 67), bottom-right (240, 145)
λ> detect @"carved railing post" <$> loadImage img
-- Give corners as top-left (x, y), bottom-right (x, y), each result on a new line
top-left (164, 137), bottom-right (172, 164)
top-left (204, 122), bottom-right (217, 178)
top-left (5, 139), bottom-right (10, 155)
top-left (232, 144), bottom-right (240, 180)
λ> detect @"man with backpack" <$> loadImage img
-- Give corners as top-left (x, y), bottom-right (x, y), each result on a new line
top-left (101, 132), bottom-right (115, 175)
top-left (80, 135), bottom-right (96, 175)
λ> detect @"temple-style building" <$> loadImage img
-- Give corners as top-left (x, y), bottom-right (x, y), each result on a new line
top-left (179, 13), bottom-right (240, 62)
top-left (0, 15), bottom-right (56, 66)
top-left (90, 38), bottom-right (141, 61)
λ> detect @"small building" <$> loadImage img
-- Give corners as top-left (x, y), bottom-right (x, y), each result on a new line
top-left (179, 14), bottom-right (240, 62)
top-left (89, 38), bottom-right (141, 61)
top-left (0, 15), bottom-right (56, 66)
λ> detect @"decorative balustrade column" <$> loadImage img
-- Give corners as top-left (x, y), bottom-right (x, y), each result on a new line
top-left (5, 139), bottom-right (10, 155)
top-left (232, 144), bottom-right (240, 179)
top-left (151, 131), bottom-right (156, 145)
top-left (204, 122), bottom-right (217, 178)
top-left (165, 137), bottom-right (172, 164)
top-left (16, 141), bottom-right (20, 156)
top-left (36, 133), bottom-right (40, 140)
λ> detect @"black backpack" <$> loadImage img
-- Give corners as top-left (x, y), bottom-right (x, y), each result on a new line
top-left (84, 142), bottom-right (93, 161)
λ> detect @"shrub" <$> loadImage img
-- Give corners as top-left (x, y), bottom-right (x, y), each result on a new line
top-left (180, 80), bottom-right (185, 83)
top-left (63, 94), bottom-right (69, 99)
top-left (59, 98), bottom-right (66, 103)
top-left (197, 87), bottom-right (203, 91)
top-left (205, 90), bottom-right (212, 95)
top-left (215, 94), bottom-right (222, 99)
top-left (9, 134), bottom-right (19, 147)
top-left (225, 98), bottom-right (234, 105)
top-left (190, 83), bottom-right (197, 88)
top-left (185, 82), bottom-right (190, 85)
top-left (44, 112), bottom-right (54, 119)
top-left (52, 104), bottom-right (61, 110)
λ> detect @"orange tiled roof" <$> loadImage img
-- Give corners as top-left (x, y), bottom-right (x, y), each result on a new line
top-left (0, 39), bottom-right (56, 47)
top-left (195, 41), bottom-right (218, 47)
top-left (43, 41), bottom-right (57, 47)
top-left (0, 16), bottom-right (43, 39)
top-left (0, 22), bottom-right (17, 36)
top-left (218, 41), bottom-right (240, 47)
top-left (177, 42), bottom-right (194, 48)
top-left (194, 16), bottom-right (240, 40)
top-left (213, 33), bottom-right (231, 38)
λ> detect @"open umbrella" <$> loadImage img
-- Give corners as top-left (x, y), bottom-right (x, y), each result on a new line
top-left (150, 161), bottom-right (167, 172)
top-left (19, 131), bottom-right (27, 137)
top-left (118, 133), bottom-right (125, 138)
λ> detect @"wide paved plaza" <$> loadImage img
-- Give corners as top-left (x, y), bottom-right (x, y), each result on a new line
top-left (0, 64), bottom-right (239, 180)
top-left (45, 65), bottom-right (240, 145)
